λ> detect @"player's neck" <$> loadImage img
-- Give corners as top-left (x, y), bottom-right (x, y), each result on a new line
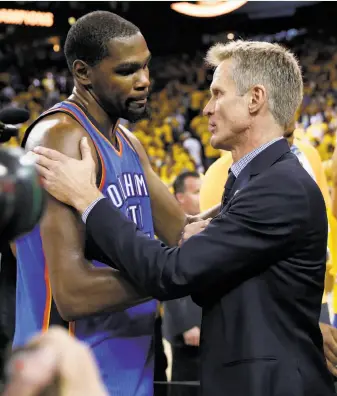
top-left (69, 85), bottom-right (119, 145)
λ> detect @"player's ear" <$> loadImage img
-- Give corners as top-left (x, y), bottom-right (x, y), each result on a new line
top-left (73, 60), bottom-right (92, 88)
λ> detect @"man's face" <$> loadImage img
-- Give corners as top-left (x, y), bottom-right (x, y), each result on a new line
top-left (203, 59), bottom-right (251, 150)
top-left (89, 32), bottom-right (151, 122)
top-left (176, 176), bottom-right (201, 216)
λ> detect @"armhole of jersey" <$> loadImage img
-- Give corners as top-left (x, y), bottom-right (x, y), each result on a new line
top-left (22, 109), bottom-right (103, 188)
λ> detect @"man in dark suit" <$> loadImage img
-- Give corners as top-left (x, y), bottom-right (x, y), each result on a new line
top-left (33, 40), bottom-right (336, 396)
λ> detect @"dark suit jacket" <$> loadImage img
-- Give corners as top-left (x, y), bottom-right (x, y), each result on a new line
top-left (163, 296), bottom-right (202, 347)
top-left (86, 139), bottom-right (335, 396)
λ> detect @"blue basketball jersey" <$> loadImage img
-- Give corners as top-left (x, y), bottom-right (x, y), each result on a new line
top-left (14, 100), bottom-right (157, 396)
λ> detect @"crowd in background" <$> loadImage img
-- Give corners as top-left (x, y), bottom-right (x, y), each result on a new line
top-left (1, 34), bottom-right (337, 190)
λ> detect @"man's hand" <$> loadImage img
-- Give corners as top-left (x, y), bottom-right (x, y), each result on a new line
top-left (320, 322), bottom-right (337, 376)
top-left (3, 326), bottom-right (108, 396)
top-left (180, 219), bottom-right (211, 244)
top-left (187, 203), bottom-right (221, 223)
top-left (183, 326), bottom-right (200, 347)
top-left (33, 137), bottom-right (102, 213)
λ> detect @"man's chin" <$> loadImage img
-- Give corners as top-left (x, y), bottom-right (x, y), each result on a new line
top-left (210, 135), bottom-right (220, 149)
top-left (210, 135), bottom-right (231, 152)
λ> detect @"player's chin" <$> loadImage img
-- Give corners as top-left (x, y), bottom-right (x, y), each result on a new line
top-left (125, 106), bottom-right (150, 123)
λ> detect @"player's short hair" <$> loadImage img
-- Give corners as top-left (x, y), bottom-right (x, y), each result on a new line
top-left (64, 11), bottom-right (140, 72)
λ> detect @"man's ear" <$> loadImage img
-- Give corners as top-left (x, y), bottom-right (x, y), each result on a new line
top-left (175, 192), bottom-right (185, 205)
top-left (73, 60), bottom-right (92, 88)
top-left (248, 85), bottom-right (267, 115)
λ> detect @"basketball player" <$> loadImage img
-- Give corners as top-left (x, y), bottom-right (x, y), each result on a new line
top-left (13, 11), bottom-right (218, 396)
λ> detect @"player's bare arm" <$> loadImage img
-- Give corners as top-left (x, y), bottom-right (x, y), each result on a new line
top-left (25, 114), bottom-right (151, 321)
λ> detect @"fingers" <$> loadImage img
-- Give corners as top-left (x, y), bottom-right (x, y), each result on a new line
top-left (185, 335), bottom-right (199, 347)
top-left (80, 137), bottom-right (92, 161)
top-left (3, 345), bottom-right (58, 396)
top-left (35, 327), bottom-right (107, 395)
top-left (34, 153), bottom-right (56, 171)
top-left (184, 336), bottom-right (195, 346)
top-left (181, 219), bottom-right (211, 244)
top-left (3, 327), bottom-right (108, 396)
top-left (330, 325), bottom-right (337, 344)
top-left (321, 324), bottom-right (337, 375)
top-left (324, 345), bottom-right (337, 366)
top-left (323, 327), bottom-right (337, 358)
top-left (326, 337), bottom-right (337, 358)
top-left (33, 146), bottom-right (67, 162)
top-left (35, 164), bottom-right (52, 179)
top-left (188, 338), bottom-right (197, 347)
top-left (183, 327), bottom-right (200, 346)
top-left (326, 359), bottom-right (337, 377)
top-left (187, 219), bottom-right (210, 230)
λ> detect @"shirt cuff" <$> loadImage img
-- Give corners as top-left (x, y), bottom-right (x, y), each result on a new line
top-left (319, 302), bottom-right (331, 325)
top-left (82, 196), bottom-right (105, 224)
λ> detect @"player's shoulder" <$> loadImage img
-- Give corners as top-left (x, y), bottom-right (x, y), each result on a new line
top-left (26, 112), bottom-right (87, 152)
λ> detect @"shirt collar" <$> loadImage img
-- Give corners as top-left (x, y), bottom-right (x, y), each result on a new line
top-left (231, 137), bottom-right (284, 177)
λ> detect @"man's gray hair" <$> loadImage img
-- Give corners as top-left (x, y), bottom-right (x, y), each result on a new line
top-left (205, 40), bottom-right (303, 128)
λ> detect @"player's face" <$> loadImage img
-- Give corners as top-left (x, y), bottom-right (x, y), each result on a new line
top-left (203, 59), bottom-right (251, 150)
top-left (90, 33), bottom-right (151, 122)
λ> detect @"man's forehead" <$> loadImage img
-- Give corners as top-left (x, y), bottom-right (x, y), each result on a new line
top-left (210, 66), bottom-right (223, 90)
top-left (185, 176), bottom-right (201, 189)
top-left (213, 60), bottom-right (232, 79)
top-left (210, 60), bottom-right (233, 89)
top-left (106, 33), bottom-right (150, 62)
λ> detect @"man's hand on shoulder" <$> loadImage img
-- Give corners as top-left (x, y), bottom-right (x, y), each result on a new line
top-left (33, 137), bottom-right (102, 212)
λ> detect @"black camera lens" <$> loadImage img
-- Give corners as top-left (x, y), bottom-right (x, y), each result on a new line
top-left (0, 147), bottom-right (46, 242)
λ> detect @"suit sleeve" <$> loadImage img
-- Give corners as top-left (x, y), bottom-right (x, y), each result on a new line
top-left (86, 172), bottom-right (311, 300)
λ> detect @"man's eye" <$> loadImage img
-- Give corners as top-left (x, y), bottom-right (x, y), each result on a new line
top-left (116, 69), bottom-right (134, 76)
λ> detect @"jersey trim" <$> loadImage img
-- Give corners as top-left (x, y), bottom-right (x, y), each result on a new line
top-left (64, 100), bottom-right (124, 158)
top-left (42, 263), bottom-right (51, 331)
top-left (118, 124), bottom-right (138, 154)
